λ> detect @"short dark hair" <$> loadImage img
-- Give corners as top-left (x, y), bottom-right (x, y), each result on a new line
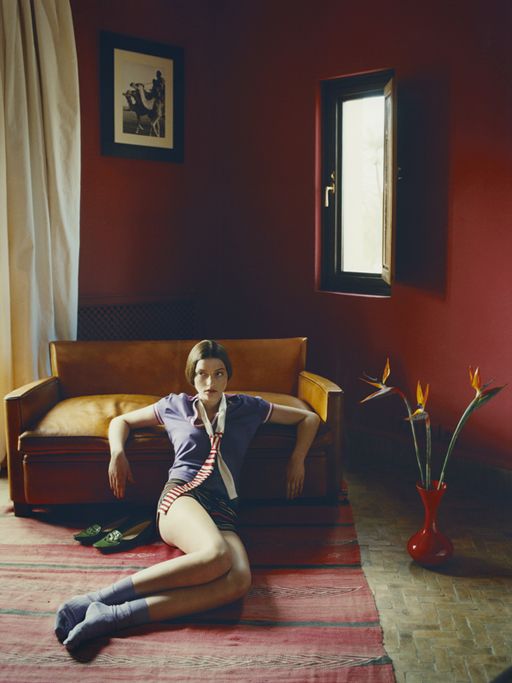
top-left (185, 339), bottom-right (232, 385)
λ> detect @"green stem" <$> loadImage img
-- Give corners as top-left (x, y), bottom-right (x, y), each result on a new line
top-left (425, 415), bottom-right (432, 490)
top-left (437, 397), bottom-right (478, 489)
top-left (400, 392), bottom-right (425, 487)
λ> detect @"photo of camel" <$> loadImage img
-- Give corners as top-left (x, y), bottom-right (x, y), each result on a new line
top-left (120, 63), bottom-right (167, 138)
top-left (100, 32), bottom-right (184, 163)
top-left (123, 72), bottom-right (165, 138)
top-left (115, 52), bottom-right (172, 145)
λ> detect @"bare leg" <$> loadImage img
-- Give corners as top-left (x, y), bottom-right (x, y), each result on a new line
top-left (60, 497), bottom-right (252, 649)
top-left (129, 496), bottom-right (235, 594)
top-left (57, 496), bottom-right (225, 641)
top-left (146, 530), bottom-right (251, 621)
top-left (62, 531), bottom-right (251, 650)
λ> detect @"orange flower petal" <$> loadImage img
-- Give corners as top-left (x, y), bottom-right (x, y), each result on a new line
top-left (469, 366), bottom-right (481, 392)
top-left (360, 378), bottom-right (384, 389)
top-left (382, 358), bottom-right (391, 385)
top-left (415, 381), bottom-right (429, 408)
top-left (416, 381), bottom-right (423, 405)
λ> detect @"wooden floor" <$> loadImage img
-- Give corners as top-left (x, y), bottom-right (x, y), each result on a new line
top-left (2, 461), bottom-right (512, 682)
top-left (346, 456), bottom-right (512, 683)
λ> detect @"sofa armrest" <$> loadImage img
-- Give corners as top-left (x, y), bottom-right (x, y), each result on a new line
top-left (298, 371), bottom-right (344, 497)
top-left (298, 371), bottom-right (342, 422)
top-left (4, 377), bottom-right (61, 505)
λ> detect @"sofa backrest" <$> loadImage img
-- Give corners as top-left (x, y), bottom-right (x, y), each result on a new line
top-left (50, 338), bottom-right (307, 399)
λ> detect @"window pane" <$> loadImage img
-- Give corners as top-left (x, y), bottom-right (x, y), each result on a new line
top-left (341, 96), bottom-right (385, 274)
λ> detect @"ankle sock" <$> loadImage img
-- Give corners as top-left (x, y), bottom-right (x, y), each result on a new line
top-left (63, 599), bottom-right (149, 651)
top-left (95, 577), bottom-right (137, 605)
top-left (55, 577), bottom-right (138, 642)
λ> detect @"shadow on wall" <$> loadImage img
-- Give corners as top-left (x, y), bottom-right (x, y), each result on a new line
top-left (395, 72), bottom-right (451, 296)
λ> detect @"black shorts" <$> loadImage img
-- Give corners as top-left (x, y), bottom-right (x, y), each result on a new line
top-left (157, 479), bottom-right (238, 533)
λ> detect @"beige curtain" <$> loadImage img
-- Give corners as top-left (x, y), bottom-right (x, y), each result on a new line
top-left (0, 0), bottom-right (80, 465)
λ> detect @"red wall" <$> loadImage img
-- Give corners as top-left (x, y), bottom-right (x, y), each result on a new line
top-left (73, 0), bottom-right (512, 470)
top-left (71, 0), bottom-right (216, 305)
top-left (209, 0), bottom-right (512, 469)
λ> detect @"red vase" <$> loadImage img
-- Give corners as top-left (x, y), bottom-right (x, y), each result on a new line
top-left (407, 481), bottom-right (454, 566)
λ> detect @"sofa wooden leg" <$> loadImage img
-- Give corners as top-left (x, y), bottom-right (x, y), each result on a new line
top-left (13, 502), bottom-right (32, 517)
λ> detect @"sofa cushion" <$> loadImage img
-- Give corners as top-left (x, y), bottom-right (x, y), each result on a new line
top-left (22, 394), bottom-right (161, 438)
top-left (19, 391), bottom-right (331, 454)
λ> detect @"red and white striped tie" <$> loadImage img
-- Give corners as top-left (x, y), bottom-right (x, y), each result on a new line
top-left (158, 394), bottom-right (236, 515)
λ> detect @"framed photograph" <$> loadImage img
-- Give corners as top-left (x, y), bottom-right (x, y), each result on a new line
top-left (100, 32), bottom-right (184, 163)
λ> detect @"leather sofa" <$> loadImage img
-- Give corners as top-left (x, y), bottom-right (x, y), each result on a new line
top-left (4, 338), bottom-right (343, 516)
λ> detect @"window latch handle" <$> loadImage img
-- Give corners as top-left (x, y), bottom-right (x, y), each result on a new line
top-left (324, 172), bottom-right (336, 207)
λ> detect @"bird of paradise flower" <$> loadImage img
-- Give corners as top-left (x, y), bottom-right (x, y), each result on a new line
top-left (360, 360), bottom-right (505, 490)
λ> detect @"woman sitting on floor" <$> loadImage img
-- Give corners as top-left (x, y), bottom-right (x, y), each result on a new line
top-left (55, 339), bottom-right (320, 650)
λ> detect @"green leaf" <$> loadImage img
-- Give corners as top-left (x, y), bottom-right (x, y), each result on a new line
top-left (475, 385), bottom-right (506, 409)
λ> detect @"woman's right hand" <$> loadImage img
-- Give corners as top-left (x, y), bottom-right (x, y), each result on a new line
top-left (108, 452), bottom-right (135, 499)
top-left (107, 405), bottom-right (159, 498)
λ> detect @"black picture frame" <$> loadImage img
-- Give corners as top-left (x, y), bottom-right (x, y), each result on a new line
top-left (99, 31), bottom-right (184, 163)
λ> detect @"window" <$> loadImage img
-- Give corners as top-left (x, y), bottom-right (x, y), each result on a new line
top-left (320, 70), bottom-right (396, 295)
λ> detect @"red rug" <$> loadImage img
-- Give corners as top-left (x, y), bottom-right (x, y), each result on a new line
top-left (0, 492), bottom-right (395, 682)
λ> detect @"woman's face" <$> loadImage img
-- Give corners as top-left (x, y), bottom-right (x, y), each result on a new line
top-left (194, 357), bottom-right (228, 408)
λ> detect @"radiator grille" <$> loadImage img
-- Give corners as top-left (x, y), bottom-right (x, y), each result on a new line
top-left (77, 298), bottom-right (195, 340)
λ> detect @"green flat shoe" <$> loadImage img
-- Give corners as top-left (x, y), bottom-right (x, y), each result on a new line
top-left (93, 519), bottom-right (156, 553)
top-left (73, 516), bottom-right (132, 545)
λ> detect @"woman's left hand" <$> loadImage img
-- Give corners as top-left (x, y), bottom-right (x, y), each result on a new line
top-left (286, 456), bottom-right (305, 499)
top-left (268, 404), bottom-right (320, 500)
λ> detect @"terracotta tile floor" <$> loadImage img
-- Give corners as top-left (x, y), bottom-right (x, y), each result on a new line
top-left (1, 462), bottom-right (511, 682)
top-left (345, 457), bottom-right (512, 683)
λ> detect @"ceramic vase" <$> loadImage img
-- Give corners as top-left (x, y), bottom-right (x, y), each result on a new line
top-left (407, 480), bottom-right (453, 566)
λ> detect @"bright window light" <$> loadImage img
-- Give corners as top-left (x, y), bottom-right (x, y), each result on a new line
top-left (341, 96), bottom-right (385, 274)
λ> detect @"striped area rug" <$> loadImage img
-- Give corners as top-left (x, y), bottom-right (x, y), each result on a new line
top-left (0, 492), bottom-right (395, 682)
